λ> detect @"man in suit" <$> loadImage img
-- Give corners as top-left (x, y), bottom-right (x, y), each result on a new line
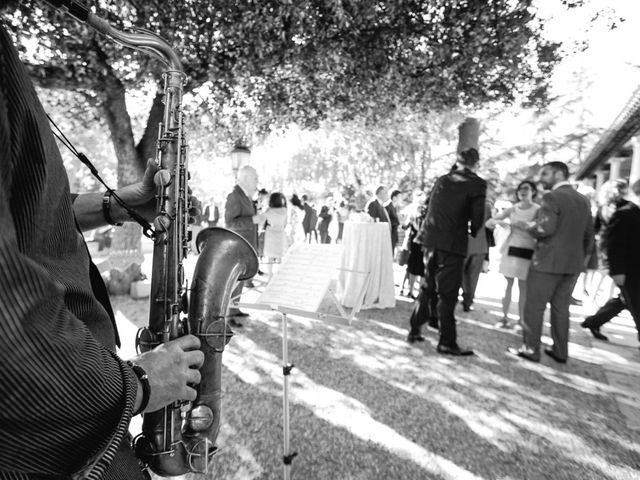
top-left (366, 186), bottom-right (391, 223)
top-left (407, 149), bottom-right (487, 355)
top-left (224, 165), bottom-right (259, 326)
top-left (509, 161), bottom-right (594, 363)
top-left (581, 179), bottom-right (640, 344)
top-left (385, 189), bottom-right (402, 251)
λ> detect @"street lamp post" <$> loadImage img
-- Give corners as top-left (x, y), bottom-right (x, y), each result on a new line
top-left (230, 144), bottom-right (251, 179)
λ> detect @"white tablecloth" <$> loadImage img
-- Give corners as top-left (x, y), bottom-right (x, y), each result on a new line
top-left (337, 222), bottom-right (396, 309)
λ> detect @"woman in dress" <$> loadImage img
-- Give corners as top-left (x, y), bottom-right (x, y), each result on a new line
top-left (400, 190), bottom-right (428, 298)
top-left (486, 180), bottom-right (540, 328)
top-left (253, 192), bottom-right (289, 278)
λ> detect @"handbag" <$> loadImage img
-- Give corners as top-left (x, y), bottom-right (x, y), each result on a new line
top-left (507, 246), bottom-right (534, 259)
top-left (397, 248), bottom-right (410, 266)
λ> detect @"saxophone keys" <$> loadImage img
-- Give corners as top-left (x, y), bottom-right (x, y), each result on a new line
top-left (153, 168), bottom-right (172, 187)
top-left (153, 214), bottom-right (172, 232)
top-left (187, 438), bottom-right (217, 474)
top-left (136, 327), bottom-right (158, 353)
top-left (187, 405), bottom-right (214, 432)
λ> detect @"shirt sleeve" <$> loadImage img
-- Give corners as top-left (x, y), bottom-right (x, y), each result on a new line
top-left (531, 192), bottom-right (560, 239)
top-left (0, 54), bottom-right (137, 480)
top-left (468, 181), bottom-right (487, 237)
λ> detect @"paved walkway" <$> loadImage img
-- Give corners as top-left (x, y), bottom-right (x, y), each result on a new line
top-left (573, 307), bottom-right (640, 430)
top-left (450, 268), bottom-right (640, 432)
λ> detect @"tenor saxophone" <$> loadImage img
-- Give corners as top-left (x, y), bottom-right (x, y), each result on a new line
top-left (45, 1), bottom-right (259, 475)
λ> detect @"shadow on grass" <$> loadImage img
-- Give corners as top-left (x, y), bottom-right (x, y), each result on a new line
top-left (111, 291), bottom-right (640, 480)
top-left (206, 299), bottom-right (640, 480)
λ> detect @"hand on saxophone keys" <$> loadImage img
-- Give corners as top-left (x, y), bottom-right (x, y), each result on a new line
top-left (130, 334), bottom-right (205, 414)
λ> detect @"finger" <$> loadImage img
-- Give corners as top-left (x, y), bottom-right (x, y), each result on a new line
top-left (183, 385), bottom-right (198, 402)
top-left (184, 349), bottom-right (205, 368)
top-left (173, 334), bottom-right (201, 351)
top-left (142, 159), bottom-right (158, 188)
top-left (187, 368), bottom-right (202, 385)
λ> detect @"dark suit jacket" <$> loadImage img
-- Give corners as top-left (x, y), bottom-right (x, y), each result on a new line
top-left (418, 167), bottom-right (487, 256)
top-left (224, 185), bottom-right (257, 248)
top-left (302, 203), bottom-right (318, 234)
top-left (385, 202), bottom-right (400, 246)
top-left (366, 198), bottom-right (389, 223)
top-left (529, 185), bottom-right (594, 275)
top-left (605, 201), bottom-right (640, 277)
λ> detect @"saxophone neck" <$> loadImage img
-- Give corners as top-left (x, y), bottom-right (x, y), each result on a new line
top-left (45, 0), bottom-right (184, 72)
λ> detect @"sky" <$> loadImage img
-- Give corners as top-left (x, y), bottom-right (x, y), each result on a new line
top-left (538, 0), bottom-right (640, 128)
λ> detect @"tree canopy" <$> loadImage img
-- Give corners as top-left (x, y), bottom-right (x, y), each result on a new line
top-left (4, 0), bottom-right (562, 185)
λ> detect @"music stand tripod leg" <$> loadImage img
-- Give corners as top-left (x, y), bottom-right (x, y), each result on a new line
top-left (281, 311), bottom-right (297, 480)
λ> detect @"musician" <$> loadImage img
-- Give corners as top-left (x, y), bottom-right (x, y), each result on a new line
top-left (0, 11), bottom-right (204, 480)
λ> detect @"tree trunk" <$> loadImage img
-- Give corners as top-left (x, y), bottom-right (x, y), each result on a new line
top-left (100, 70), bottom-right (147, 295)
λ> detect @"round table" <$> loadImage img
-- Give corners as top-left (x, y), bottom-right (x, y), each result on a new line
top-left (337, 221), bottom-right (396, 309)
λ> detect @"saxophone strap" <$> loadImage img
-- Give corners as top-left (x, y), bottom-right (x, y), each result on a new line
top-left (47, 113), bottom-right (156, 239)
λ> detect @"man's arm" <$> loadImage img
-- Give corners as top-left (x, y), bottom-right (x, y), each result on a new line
top-left (224, 190), bottom-right (242, 226)
top-left (366, 200), bottom-right (377, 220)
top-left (582, 204), bottom-right (595, 269)
top-left (528, 192), bottom-right (559, 239)
top-left (73, 160), bottom-right (158, 231)
top-left (468, 182), bottom-right (487, 237)
top-left (605, 207), bottom-right (631, 285)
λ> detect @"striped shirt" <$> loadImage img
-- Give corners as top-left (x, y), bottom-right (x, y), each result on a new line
top-left (0, 23), bottom-right (144, 480)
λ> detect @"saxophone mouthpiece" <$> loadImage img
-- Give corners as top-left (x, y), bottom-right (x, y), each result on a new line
top-left (44, 0), bottom-right (90, 22)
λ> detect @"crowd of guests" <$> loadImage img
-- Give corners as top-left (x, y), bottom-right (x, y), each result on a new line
top-left (403, 151), bottom-right (640, 362)
top-left (198, 150), bottom-right (640, 361)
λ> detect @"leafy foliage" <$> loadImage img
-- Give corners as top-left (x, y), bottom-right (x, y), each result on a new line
top-left (5, 0), bottom-right (563, 182)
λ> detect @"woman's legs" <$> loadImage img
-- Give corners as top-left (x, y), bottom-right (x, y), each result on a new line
top-left (401, 270), bottom-right (409, 295)
top-left (517, 278), bottom-right (527, 327)
top-left (407, 274), bottom-right (418, 298)
top-left (499, 276), bottom-right (515, 326)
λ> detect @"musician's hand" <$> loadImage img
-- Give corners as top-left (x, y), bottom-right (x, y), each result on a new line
top-left (114, 159), bottom-right (158, 223)
top-left (132, 334), bottom-right (205, 413)
top-left (115, 160), bottom-right (201, 225)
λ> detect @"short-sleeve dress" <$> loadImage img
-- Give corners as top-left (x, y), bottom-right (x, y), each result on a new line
top-left (499, 203), bottom-right (540, 280)
top-left (255, 207), bottom-right (288, 259)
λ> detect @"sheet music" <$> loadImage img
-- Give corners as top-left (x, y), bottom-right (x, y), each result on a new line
top-left (257, 244), bottom-right (343, 312)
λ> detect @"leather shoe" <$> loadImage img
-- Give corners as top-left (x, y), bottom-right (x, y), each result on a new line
top-left (462, 304), bottom-right (474, 312)
top-left (436, 344), bottom-right (474, 356)
top-left (507, 346), bottom-right (539, 363)
top-left (544, 348), bottom-right (567, 364)
top-left (232, 311), bottom-right (249, 317)
top-left (228, 318), bottom-right (244, 328)
top-left (581, 321), bottom-right (608, 341)
top-left (407, 334), bottom-right (426, 344)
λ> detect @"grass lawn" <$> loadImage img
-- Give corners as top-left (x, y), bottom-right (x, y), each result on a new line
top-left (112, 274), bottom-right (640, 480)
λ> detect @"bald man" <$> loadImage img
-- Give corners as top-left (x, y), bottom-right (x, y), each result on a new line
top-left (224, 165), bottom-right (259, 325)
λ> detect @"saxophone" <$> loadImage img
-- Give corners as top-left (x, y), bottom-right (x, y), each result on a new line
top-left (45, 1), bottom-right (259, 475)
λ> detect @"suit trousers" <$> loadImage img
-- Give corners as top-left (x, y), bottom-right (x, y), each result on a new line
top-left (409, 251), bottom-right (438, 335)
top-left (462, 253), bottom-right (484, 308)
top-left (584, 275), bottom-right (640, 334)
top-left (413, 249), bottom-right (465, 347)
top-left (523, 270), bottom-right (579, 360)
